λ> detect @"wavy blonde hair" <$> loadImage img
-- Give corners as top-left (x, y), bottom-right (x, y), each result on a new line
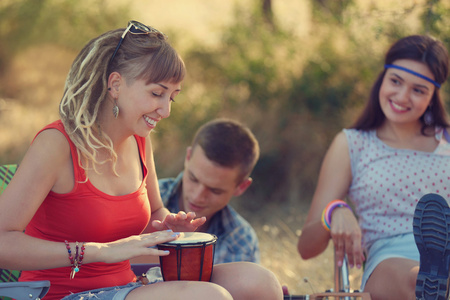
top-left (59, 26), bottom-right (185, 175)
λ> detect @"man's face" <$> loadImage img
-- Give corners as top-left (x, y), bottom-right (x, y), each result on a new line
top-left (180, 146), bottom-right (247, 221)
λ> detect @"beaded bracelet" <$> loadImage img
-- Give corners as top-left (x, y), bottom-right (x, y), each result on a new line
top-left (321, 199), bottom-right (352, 232)
top-left (64, 240), bottom-right (86, 279)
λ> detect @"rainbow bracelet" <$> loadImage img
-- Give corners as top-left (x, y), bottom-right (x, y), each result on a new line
top-left (321, 199), bottom-right (352, 232)
top-left (321, 208), bottom-right (331, 231)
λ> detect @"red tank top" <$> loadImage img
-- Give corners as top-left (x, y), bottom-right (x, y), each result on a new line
top-left (19, 120), bottom-right (151, 299)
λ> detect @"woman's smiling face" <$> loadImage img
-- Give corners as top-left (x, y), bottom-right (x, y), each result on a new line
top-left (119, 77), bottom-right (181, 137)
top-left (379, 59), bottom-right (436, 126)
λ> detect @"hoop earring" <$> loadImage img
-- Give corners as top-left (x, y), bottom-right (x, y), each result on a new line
top-left (112, 98), bottom-right (119, 119)
top-left (423, 106), bottom-right (434, 126)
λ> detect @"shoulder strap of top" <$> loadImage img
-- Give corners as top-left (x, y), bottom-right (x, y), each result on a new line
top-left (134, 135), bottom-right (147, 178)
top-left (34, 120), bottom-right (85, 182)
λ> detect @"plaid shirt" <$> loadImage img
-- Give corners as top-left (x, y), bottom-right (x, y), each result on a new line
top-left (159, 172), bottom-right (260, 264)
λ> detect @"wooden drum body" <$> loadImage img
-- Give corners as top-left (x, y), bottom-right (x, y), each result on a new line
top-left (158, 232), bottom-right (217, 281)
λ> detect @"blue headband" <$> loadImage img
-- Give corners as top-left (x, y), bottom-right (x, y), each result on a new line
top-left (384, 64), bottom-right (441, 88)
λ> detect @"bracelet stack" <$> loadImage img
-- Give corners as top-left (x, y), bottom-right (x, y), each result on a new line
top-left (64, 240), bottom-right (85, 279)
top-left (321, 199), bottom-right (352, 232)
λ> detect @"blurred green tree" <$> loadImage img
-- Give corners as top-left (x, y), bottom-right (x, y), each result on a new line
top-left (156, 0), bottom-right (450, 209)
top-left (0, 0), bottom-right (129, 76)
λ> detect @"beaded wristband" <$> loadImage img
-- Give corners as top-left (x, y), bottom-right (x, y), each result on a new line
top-left (321, 199), bottom-right (352, 232)
top-left (64, 240), bottom-right (86, 279)
top-left (78, 242), bottom-right (85, 268)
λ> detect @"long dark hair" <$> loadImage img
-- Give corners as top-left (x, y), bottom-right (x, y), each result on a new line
top-left (351, 35), bottom-right (449, 133)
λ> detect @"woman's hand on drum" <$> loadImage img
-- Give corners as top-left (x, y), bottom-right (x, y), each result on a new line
top-left (329, 207), bottom-right (365, 270)
top-left (98, 230), bottom-right (180, 263)
top-left (152, 211), bottom-right (206, 232)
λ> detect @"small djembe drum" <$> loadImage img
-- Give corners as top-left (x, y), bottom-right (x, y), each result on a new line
top-left (158, 232), bottom-right (217, 281)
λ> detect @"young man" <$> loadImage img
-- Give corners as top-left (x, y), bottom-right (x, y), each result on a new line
top-left (159, 118), bottom-right (260, 264)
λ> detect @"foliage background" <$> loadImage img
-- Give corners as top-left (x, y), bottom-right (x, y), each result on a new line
top-left (1, 0), bottom-right (450, 295)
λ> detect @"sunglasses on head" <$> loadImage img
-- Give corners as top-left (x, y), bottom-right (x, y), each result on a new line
top-left (109, 20), bottom-right (166, 64)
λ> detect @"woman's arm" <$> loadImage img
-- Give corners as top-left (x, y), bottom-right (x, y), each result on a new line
top-left (141, 135), bottom-right (170, 233)
top-left (0, 129), bottom-right (82, 270)
top-left (142, 136), bottom-right (205, 233)
top-left (297, 131), bottom-right (364, 268)
top-left (0, 130), bottom-right (178, 270)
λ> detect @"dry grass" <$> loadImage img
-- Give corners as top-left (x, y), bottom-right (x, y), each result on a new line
top-left (235, 201), bottom-right (363, 296)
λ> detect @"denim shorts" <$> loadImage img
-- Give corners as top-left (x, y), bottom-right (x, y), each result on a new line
top-left (61, 282), bottom-right (143, 300)
top-left (62, 267), bottom-right (163, 300)
top-left (361, 233), bottom-right (419, 290)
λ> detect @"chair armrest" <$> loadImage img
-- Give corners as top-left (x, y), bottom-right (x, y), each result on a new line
top-left (0, 280), bottom-right (50, 300)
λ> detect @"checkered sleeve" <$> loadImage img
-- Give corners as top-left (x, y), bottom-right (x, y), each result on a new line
top-left (214, 224), bottom-right (260, 264)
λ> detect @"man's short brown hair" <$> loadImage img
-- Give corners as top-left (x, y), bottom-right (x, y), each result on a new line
top-left (191, 118), bottom-right (260, 184)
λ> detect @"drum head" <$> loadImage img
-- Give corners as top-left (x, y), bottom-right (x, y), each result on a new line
top-left (161, 232), bottom-right (217, 246)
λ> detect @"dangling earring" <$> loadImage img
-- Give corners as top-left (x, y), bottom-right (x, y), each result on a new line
top-left (108, 87), bottom-right (119, 119)
top-left (112, 98), bottom-right (119, 119)
top-left (423, 106), bottom-right (434, 126)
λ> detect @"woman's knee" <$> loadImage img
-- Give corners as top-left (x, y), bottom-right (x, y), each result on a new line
top-left (185, 282), bottom-right (233, 300)
top-left (364, 258), bottom-right (418, 300)
top-left (128, 281), bottom-right (233, 300)
top-left (212, 262), bottom-right (283, 300)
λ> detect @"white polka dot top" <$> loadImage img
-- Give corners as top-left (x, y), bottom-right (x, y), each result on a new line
top-left (344, 128), bottom-right (450, 248)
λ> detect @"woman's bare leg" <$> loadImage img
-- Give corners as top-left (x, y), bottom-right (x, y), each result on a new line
top-left (364, 257), bottom-right (418, 300)
top-left (127, 280), bottom-right (233, 300)
top-left (127, 262), bottom-right (282, 300)
top-left (211, 262), bottom-right (283, 300)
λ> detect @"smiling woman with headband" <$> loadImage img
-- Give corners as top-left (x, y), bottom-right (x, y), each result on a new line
top-left (297, 34), bottom-right (450, 300)
top-left (0, 20), bottom-right (283, 300)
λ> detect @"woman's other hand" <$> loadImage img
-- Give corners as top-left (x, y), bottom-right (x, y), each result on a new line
top-left (151, 211), bottom-right (206, 232)
top-left (330, 207), bottom-right (365, 269)
top-left (97, 230), bottom-right (180, 263)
